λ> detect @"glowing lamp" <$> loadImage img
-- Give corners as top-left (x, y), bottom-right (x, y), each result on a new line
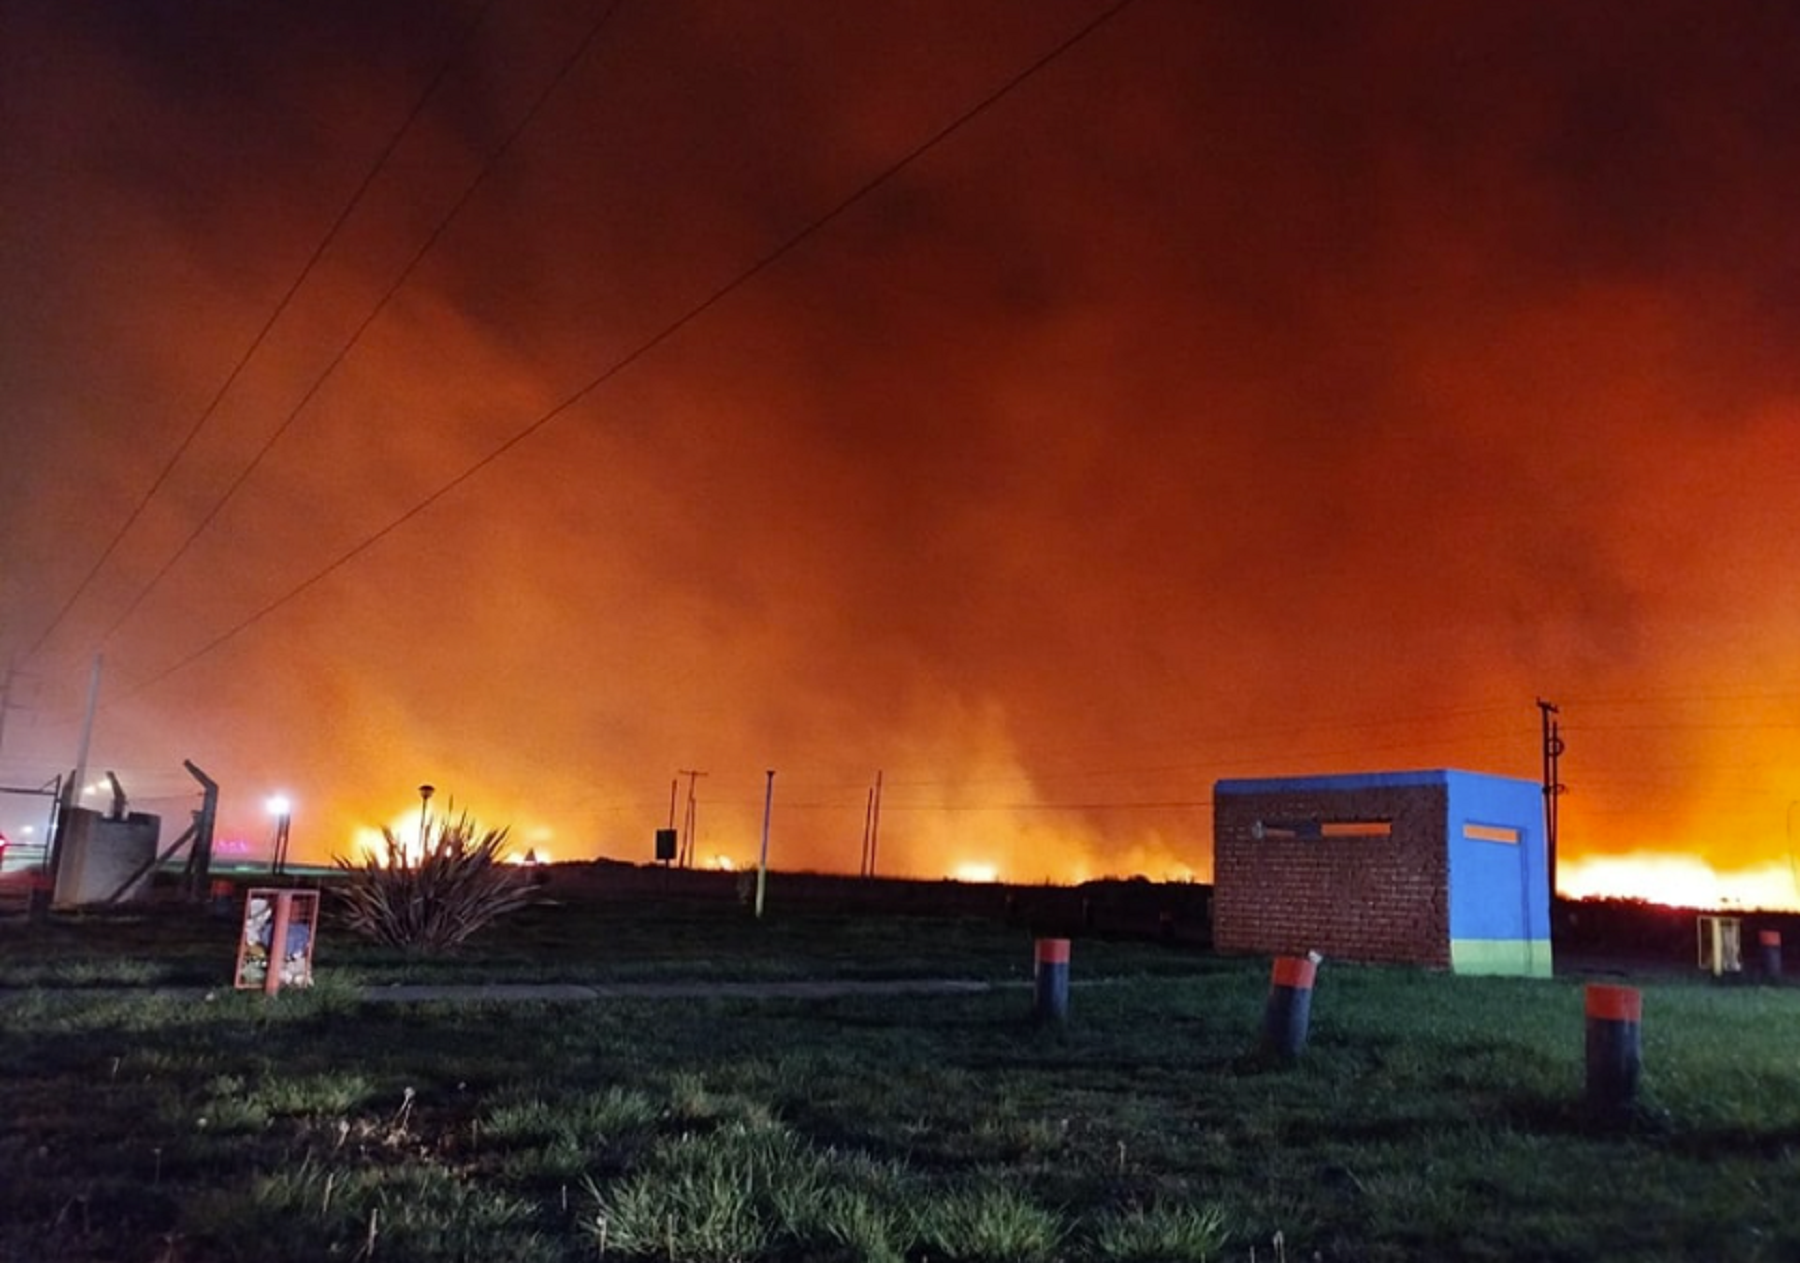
top-left (266, 794), bottom-right (294, 875)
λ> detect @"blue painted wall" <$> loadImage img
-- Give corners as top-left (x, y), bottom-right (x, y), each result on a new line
top-left (1443, 769), bottom-right (1549, 941)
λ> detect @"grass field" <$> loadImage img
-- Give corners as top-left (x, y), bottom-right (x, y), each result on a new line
top-left (3, 897), bottom-right (1800, 1261)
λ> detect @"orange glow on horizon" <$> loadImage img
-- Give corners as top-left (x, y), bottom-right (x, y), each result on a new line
top-left (342, 805), bottom-right (513, 867)
top-left (1559, 852), bottom-right (1800, 912)
top-left (13, 6), bottom-right (1800, 938)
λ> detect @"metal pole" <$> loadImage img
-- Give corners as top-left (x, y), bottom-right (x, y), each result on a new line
top-left (70, 654), bottom-right (103, 813)
top-left (683, 789), bottom-right (696, 868)
top-left (861, 787), bottom-right (874, 876)
top-left (1537, 699), bottom-right (1562, 898)
top-left (678, 770), bottom-right (707, 868)
top-left (869, 769), bottom-right (883, 877)
top-left (271, 811), bottom-right (291, 875)
top-left (755, 770), bottom-right (774, 918)
top-left (418, 784), bottom-right (435, 855)
top-left (1787, 801), bottom-right (1799, 904)
top-left (41, 772), bottom-right (64, 897)
top-left (181, 760), bottom-right (219, 901)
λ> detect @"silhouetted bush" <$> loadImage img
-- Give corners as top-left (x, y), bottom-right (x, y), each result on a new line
top-left (333, 813), bottom-right (534, 952)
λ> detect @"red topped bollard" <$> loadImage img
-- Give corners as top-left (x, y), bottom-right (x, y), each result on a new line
top-left (1262, 954), bottom-right (1318, 1058)
top-left (1033, 938), bottom-right (1071, 1023)
top-left (1585, 984), bottom-right (1642, 1117)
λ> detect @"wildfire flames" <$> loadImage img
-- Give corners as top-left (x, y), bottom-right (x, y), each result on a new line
top-left (1558, 854), bottom-right (1799, 912)
top-left (7, 7), bottom-right (1800, 915)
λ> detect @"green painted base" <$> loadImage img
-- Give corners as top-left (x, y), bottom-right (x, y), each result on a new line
top-left (1451, 937), bottom-right (1554, 977)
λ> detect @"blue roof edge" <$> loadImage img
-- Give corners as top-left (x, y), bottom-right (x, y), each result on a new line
top-left (1214, 768), bottom-right (1540, 795)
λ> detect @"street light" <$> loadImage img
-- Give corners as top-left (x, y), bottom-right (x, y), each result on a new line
top-left (267, 794), bottom-right (293, 876)
top-left (1787, 801), bottom-right (1799, 905)
top-left (418, 784), bottom-right (435, 855)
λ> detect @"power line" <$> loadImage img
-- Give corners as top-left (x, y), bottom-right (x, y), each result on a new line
top-left (881, 799), bottom-right (1212, 812)
top-left (109, 0), bottom-right (1143, 704)
top-left (1563, 688), bottom-right (1800, 707)
top-left (1562, 722), bottom-right (1800, 733)
top-left (22, 1), bottom-right (498, 664)
top-left (94, 0), bottom-right (627, 651)
top-left (702, 797), bottom-right (1211, 813)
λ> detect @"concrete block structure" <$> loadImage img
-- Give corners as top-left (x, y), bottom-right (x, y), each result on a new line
top-left (1212, 769), bottom-right (1551, 976)
top-left (51, 806), bottom-right (161, 906)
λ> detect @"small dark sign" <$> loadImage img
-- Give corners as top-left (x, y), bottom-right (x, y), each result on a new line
top-left (654, 828), bottom-right (678, 862)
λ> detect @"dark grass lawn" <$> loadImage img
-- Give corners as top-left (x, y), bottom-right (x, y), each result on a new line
top-left (3, 897), bottom-right (1799, 1261)
top-left (0, 893), bottom-right (1197, 988)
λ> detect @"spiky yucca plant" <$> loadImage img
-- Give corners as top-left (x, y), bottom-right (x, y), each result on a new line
top-left (333, 812), bottom-right (535, 951)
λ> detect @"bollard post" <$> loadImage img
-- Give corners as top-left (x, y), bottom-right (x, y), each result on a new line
top-left (1033, 938), bottom-right (1070, 1023)
top-left (1584, 984), bottom-right (1642, 1116)
top-left (1262, 955), bottom-right (1317, 1057)
top-left (1759, 930), bottom-right (1783, 979)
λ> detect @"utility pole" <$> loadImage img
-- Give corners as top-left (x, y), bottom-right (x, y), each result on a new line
top-left (677, 769), bottom-right (707, 868)
top-left (0, 657), bottom-right (35, 756)
top-left (858, 771), bottom-right (885, 877)
top-left (755, 769), bottom-right (775, 918)
top-left (861, 786), bottom-right (875, 876)
top-left (868, 770), bottom-right (883, 878)
top-left (1537, 699), bottom-right (1565, 898)
top-left (418, 784), bottom-right (435, 854)
top-left (69, 654), bottom-right (104, 818)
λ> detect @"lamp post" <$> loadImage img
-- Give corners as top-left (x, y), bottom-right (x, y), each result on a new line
top-left (1787, 801), bottom-right (1799, 904)
top-left (418, 784), bottom-right (435, 856)
top-left (755, 770), bottom-right (774, 918)
top-left (267, 794), bottom-right (292, 876)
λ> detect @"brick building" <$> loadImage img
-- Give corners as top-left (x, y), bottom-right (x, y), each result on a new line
top-left (1212, 769), bottom-right (1552, 976)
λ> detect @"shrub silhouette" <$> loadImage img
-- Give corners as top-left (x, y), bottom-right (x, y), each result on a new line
top-left (334, 811), bottom-right (534, 951)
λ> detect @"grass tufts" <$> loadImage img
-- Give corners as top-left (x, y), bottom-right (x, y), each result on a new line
top-left (919, 1184), bottom-right (1065, 1262)
top-left (1088, 1203), bottom-right (1230, 1262)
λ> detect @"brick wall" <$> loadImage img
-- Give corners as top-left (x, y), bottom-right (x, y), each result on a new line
top-left (1213, 784), bottom-right (1450, 967)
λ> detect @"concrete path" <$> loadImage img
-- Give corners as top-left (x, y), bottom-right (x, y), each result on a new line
top-left (355, 978), bottom-right (1001, 1002)
top-left (0, 977), bottom-right (1013, 1004)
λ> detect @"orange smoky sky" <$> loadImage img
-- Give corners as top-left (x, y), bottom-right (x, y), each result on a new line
top-left (5, 1), bottom-right (1800, 904)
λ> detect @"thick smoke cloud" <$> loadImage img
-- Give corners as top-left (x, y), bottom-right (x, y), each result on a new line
top-left (5, 1), bottom-right (1799, 897)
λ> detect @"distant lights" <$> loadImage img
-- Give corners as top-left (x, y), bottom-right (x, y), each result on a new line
top-left (952, 862), bottom-right (1000, 884)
